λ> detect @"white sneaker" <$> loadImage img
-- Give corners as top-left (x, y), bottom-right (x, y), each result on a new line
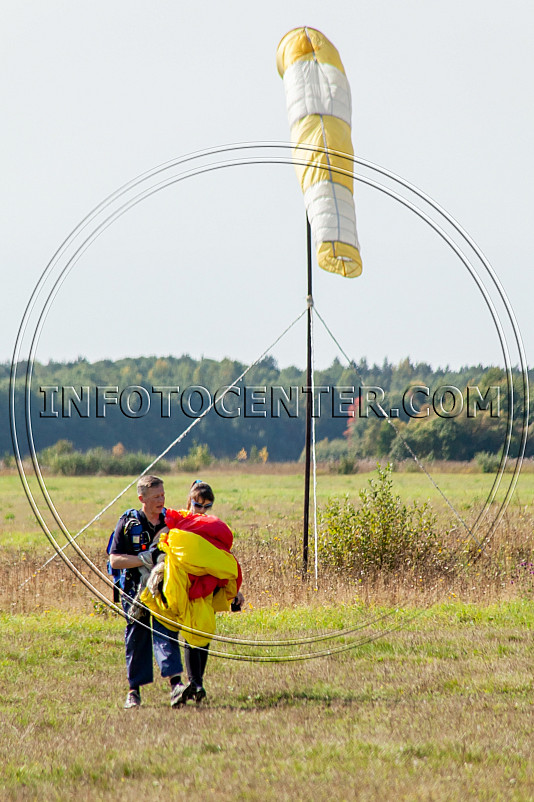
top-left (171, 682), bottom-right (194, 707)
top-left (124, 689), bottom-right (141, 708)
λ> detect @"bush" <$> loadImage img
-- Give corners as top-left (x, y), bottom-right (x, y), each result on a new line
top-left (299, 438), bottom-right (359, 473)
top-left (249, 445), bottom-right (269, 464)
top-left (338, 455), bottom-right (358, 475)
top-left (176, 442), bottom-right (213, 472)
top-left (37, 443), bottom-right (170, 475)
top-left (474, 451), bottom-right (501, 473)
top-left (300, 438), bottom-right (350, 463)
top-left (318, 464), bottom-right (443, 575)
top-left (1, 452), bottom-right (15, 469)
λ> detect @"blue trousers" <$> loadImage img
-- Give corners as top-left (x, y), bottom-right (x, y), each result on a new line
top-left (124, 612), bottom-right (183, 689)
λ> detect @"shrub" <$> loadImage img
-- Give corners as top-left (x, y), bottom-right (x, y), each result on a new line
top-left (1, 452), bottom-right (15, 468)
top-left (474, 451), bottom-right (501, 473)
top-left (299, 438), bottom-right (359, 473)
top-left (37, 443), bottom-right (170, 475)
top-left (300, 438), bottom-right (350, 462)
top-left (112, 442), bottom-right (126, 457)
top-left (176, 442), bottom-right (213, 472)
top-left (318, 464), bottom-right (443, 574)
top-left (338, 455), bottom-right (358, 475)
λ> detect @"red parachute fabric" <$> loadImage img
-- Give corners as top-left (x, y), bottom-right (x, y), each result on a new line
top-left (164, 509), bottom-right (242, 600)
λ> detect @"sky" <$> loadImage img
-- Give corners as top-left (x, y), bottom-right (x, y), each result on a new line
top-left (2, 0), bottom-right (533, 372)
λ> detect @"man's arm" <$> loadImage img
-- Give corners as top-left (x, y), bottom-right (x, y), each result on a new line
top-left (108, 513), bottom-right (164, 570)
top-left (109, 553), bottom-right (145, 570)
top-left (109, 513), bottom-right (151, 569)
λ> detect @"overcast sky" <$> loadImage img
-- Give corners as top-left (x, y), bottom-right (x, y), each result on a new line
top-left (3, 0), bottom-right (533, 371)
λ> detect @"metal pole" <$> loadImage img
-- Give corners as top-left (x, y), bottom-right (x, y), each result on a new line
top-left (302, 215), bottom-right (313, 577)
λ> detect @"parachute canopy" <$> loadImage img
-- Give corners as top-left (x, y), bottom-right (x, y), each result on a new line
top-left (277, 26), bottom-right (362, 278)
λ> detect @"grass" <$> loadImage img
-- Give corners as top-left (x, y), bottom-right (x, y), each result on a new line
top-left (0, 604), bottom-right (533, 801)
top-left (2, 466), bottom-right (534, 616)
top-left (2, 467), bottom-right (534, 551)
top-left (1, 468), bottom-right (534, 799)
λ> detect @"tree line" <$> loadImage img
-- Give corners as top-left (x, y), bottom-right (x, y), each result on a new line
top-left (2, 354), bottom-right (531, 464)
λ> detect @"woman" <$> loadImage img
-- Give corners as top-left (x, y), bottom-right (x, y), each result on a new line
top-left (140, 480), bottom-right (243, 705)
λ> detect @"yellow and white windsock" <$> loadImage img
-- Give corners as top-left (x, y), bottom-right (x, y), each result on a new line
top-left (277, 27), bottom-right (362, 278)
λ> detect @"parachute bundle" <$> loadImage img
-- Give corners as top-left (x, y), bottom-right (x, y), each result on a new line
top-left (140, 512), bottom-right (241, 647)
top-left (277, 26), bottom-right (362, 278)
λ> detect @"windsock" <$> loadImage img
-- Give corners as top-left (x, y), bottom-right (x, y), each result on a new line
top-left (277, 27), bottom-right (362, 278)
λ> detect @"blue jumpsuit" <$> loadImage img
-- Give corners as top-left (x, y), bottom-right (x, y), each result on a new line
top-left (109, 509), bottom-right (183, 689)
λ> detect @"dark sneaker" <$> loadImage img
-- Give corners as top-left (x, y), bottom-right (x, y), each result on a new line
top-left (194, 686), bottom-right (206, 704)
top-left (171, 682), bottom-right (195, 707)
top-left (124, 689), bottom-right (141, 709)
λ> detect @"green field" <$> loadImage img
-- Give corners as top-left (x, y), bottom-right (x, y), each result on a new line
top-left (2, 467), bottom-right (533, 551)
top-left (1, 604), bottom-right (533, 801)
top-left (1, 469), bottom-right (533, 800)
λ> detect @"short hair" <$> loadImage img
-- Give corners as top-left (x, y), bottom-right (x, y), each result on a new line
top-left (137, 475), bottom-right (164, 496)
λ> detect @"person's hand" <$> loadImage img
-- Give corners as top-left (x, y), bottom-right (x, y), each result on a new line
top-left (231, 591), bottom-right (245, 611)
top-left (138, 551), bottom-right (154, 570)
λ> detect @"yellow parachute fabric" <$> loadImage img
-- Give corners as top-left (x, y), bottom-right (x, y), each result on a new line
top-left (277, 26), bottom-right (362, 278)
top-left (139, 529), bottom-right (239, 647)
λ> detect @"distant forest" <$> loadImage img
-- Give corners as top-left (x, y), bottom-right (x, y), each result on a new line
top-left (3, 355), bottom-right (532, 463)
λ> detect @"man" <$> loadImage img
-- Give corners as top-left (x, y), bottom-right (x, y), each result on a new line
top-left (108, 474), bottom-right (185, 708)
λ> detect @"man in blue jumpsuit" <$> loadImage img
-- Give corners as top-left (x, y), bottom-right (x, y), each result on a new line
top-left (109, 474), bottom-right (184, 708)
